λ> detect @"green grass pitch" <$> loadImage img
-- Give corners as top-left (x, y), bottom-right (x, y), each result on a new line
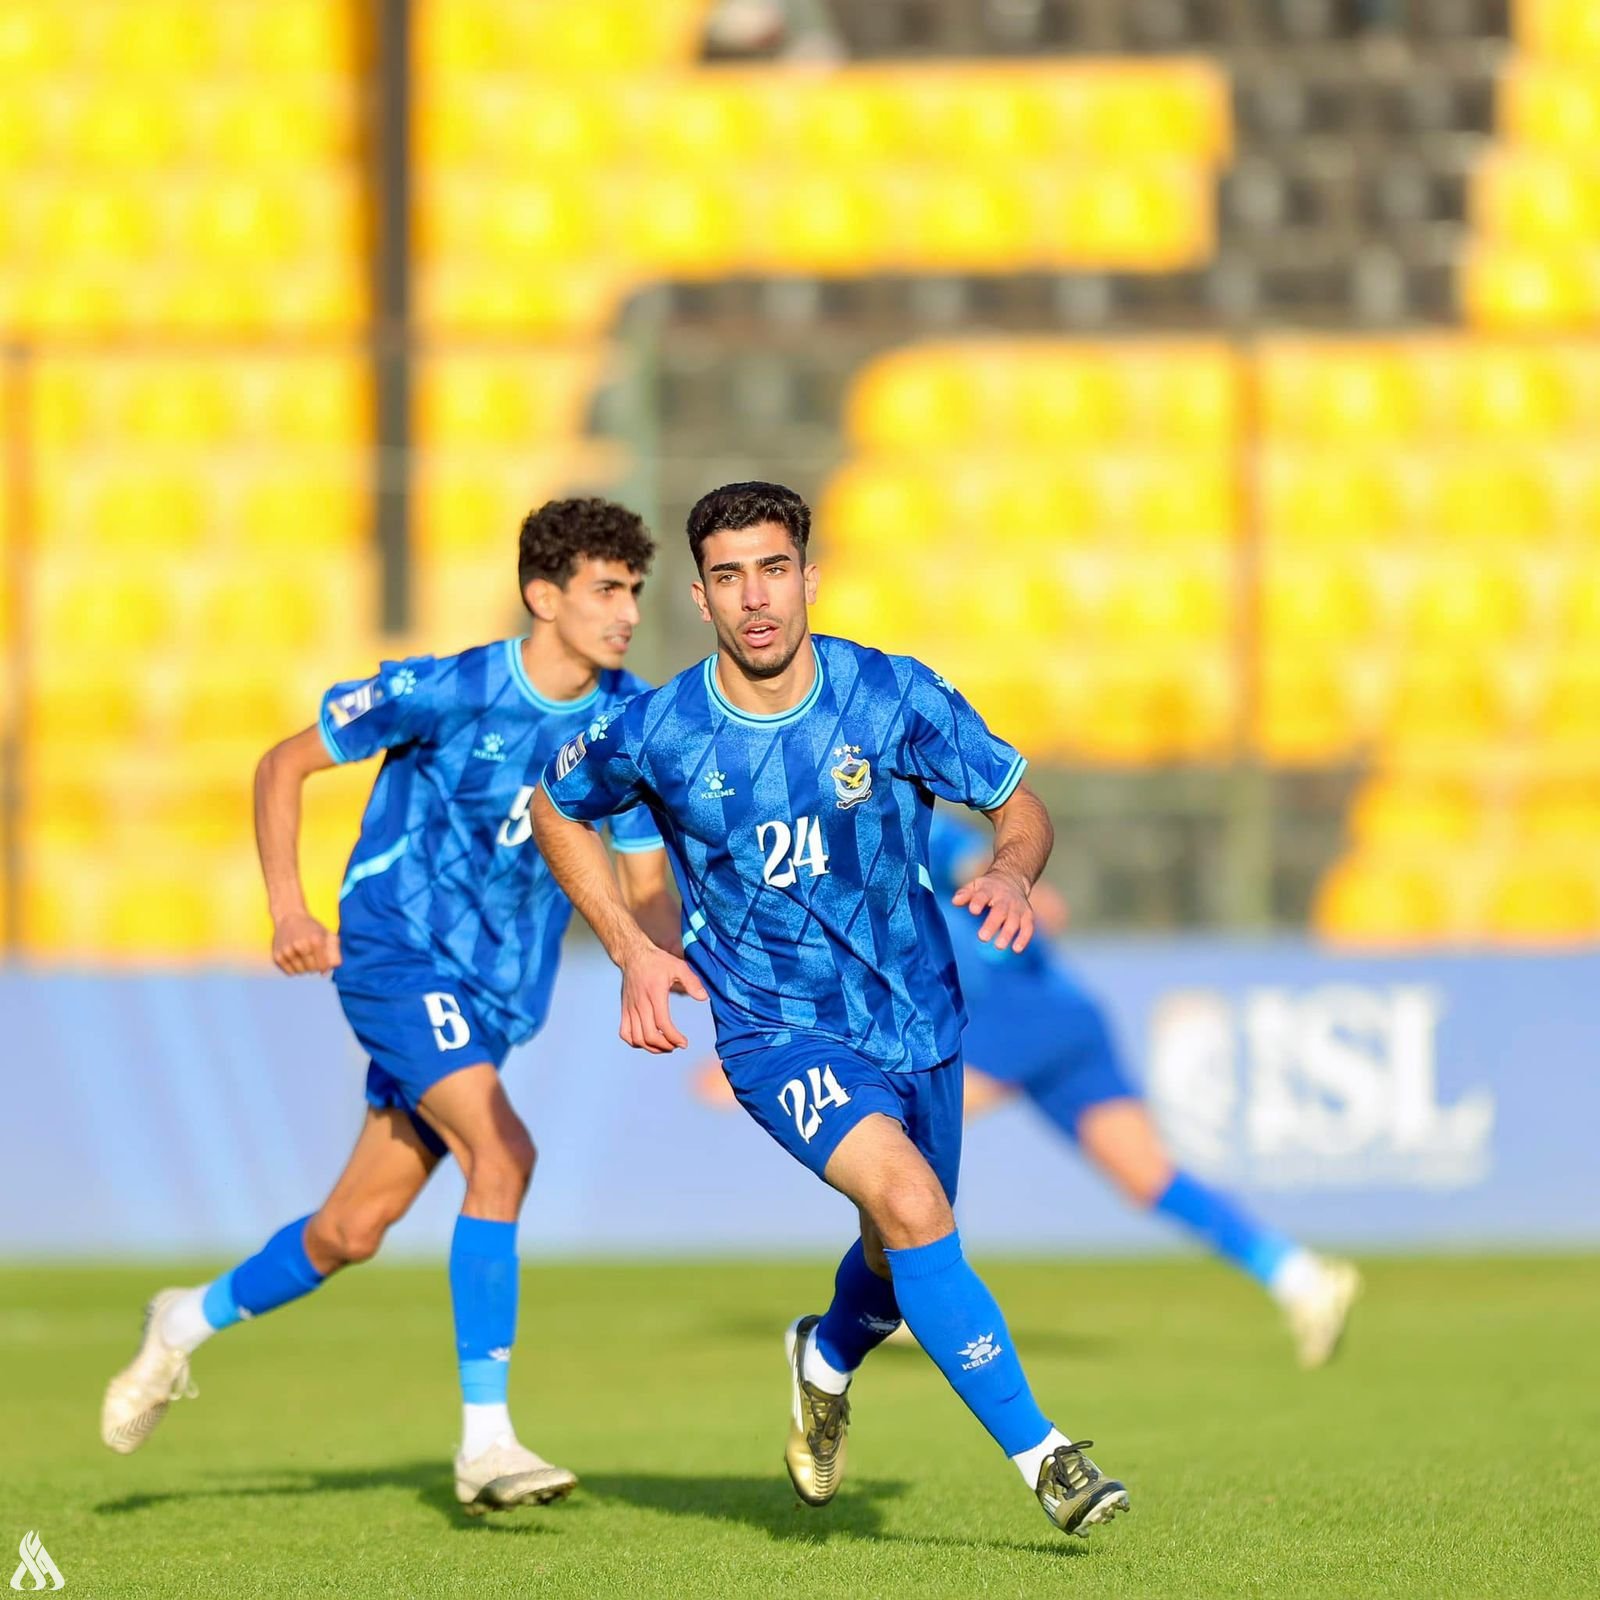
top-left (3, 1255), bottom-right (1596, 1598)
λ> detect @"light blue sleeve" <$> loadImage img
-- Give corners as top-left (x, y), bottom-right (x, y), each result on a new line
top-left (541, 712), bottom-right (648, 823)
top-left (318, 655), bottom-right (439, 764)
top-left (896, 660), bottom-right (1028, 811)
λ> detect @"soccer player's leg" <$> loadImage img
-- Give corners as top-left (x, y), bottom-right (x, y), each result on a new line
top-left (101, 1106), bottom-right (439, 1454)
top-left (1024, 983), bottom-right (1361, 1368)
top-left (415, 1062), bottom-right (577, 1513)
top-left (827, 1075), bottom-right (1129, 1538)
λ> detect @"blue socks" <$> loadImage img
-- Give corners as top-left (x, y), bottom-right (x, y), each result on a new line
top-left (886, 1229), bottom-right (1053, 1458)
top-left (450, 1215), bottom-right (519, 1405)
top-left (201, 1214), bottom-right (326, 1330)
top-left (813, 1239), bottom-right (903, 1372)
top-left (1155, 1172), bottom-right (1296, 1287)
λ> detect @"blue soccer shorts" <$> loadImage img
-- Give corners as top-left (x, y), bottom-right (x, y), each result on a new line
top-left (337, 981), bottom-right (510, 1158)
top-left (961, 961), bottom-right (1136, 1138)
top-left (722, 1037), bottom-right (964, 1202)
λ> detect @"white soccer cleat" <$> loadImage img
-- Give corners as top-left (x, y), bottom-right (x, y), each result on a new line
top-left (454, 1437), bottom-right (577, 1515)
top-left (101, 1288), bottom-right (200, 1454)
top-left (1285, 1256), bottom-right (1363, 1369)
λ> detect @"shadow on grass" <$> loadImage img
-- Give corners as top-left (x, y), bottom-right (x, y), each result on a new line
top-left (582, 1471), bottom-right (1085, 1559)
top-left (94, 1462), bottom-right (1084, 1557)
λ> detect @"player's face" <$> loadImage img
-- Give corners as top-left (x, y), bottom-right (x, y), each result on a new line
top-left (691, 523), bottom-right (818, 680)
top-left (536, 558), bottom-right (645, 671)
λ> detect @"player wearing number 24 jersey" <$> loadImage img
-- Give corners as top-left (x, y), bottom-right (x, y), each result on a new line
top-left (534, 481), bottom-right (1130, 1541)
top-left (102, 500), bottom-right (674, 1517)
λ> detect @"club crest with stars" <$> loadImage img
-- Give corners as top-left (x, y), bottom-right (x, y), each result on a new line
top-left (830, 744), bottom-right (873, 810)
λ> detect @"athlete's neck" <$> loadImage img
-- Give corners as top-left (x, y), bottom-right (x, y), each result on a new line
top-left (713, 633), bottom-right (817, 716)
top-left (520, 629), bottom-right (602, 705)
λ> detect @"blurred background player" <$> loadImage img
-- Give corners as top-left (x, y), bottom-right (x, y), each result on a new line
top-left (532, 482), bottom-right (1130, 1540)
top-left (927, 808), bottom-right (1360, 1367)
top-left (100, 499), bottom-right (675, 1515)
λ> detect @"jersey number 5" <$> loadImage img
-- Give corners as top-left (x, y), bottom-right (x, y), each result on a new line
top-left (498, 785), bottom-right (536, 848)
top-left (778, 1064), bottom-right (852, 1144)
top-left (756, 814), bottom-right (829, 887)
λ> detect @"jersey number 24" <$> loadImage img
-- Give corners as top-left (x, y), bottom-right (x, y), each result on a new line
top-left (756, 814), bottom-right (829, 887)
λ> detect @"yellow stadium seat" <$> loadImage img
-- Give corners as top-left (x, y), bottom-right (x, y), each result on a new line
top-left (1071, 654), bottom-right (1232, 763)
top-left (223, 0), bottom-right (364, 74)
top-left (764, 172), bottom-right (886, 275)
top-left (191, 563), bottom-right (363, 651)
top-left (1116, 455), bottom-right (1235, 541)
top-left (1443, 344), bottom-right (1577, 437)
top-left (1483, 857), bottom-right (1600, 943)
top-left (846, 353), bottom-right (982, 452)
top-left (36, 184), bottom-right (157, 264)
top-left (1463, 247), bottom-right (1600, 331)
top-left (27, 668), bottom-right (146, 743)
top-left (1404, 562), bottom-right (1532, 645)
top-left (819, 462), bottom-right (946, 549)
top-left (74, 87), bottom-right (184, 166)
top-left (36, 462), bottom-right (210, 551)
top-left (1102, 561), bottom-right (1230, 641)
top-left (1000, 353), bottom-right (1122, 445)
top-left (205, 83), bottom-right (359, 166)
top-left (102, 859), bottom-right (224, 960)
top-left (1380, 658), bottom-right (1511, 750)
top-left (1516, 776), bottom-right (1600, 844)
top-left (412, 259), bottom-right (624, 340)
top-left (1474, 155), bottom-right (1600, 247)
top-left (1046, 164), bottom-right (1213, 270)
top-left (418, 351), bottom-right (606, 448)
top-left (1533, 656), bottom-right (1600, 744)
top-left (233, 354), bottom-right (370, 446)
top-left (1255, 657), bottom-right (1367, 764)
top-left (100, 1), bottom-right (222, 74)
top-left (1047, 65), bottom-right (1231, 161)
top-left (1503, 66), bottom-right (1600, 151)
top-left (236, 469), bottom-right (369, 553)
top-left (1314, 854), bottom-right (1457, 946)
top-left (1518, 0), bottom-right (1600, 62)
top-left (1112, 345), bottom-right (1239, 446)
top-left (181, 179), bottom-right (349, 264)
top-left (1260, 344), bottom-right (1423, 442)
top-left (1259, 451), bottom-right (1408, 543)
top-left (619, 172), bottom-right (745, 278)
top-left (170, 672), bottom-right (309, 747)
top-left (0, 6), bottom-right (72, 76)
top-left (1261, 557), bottom-right (1380, 646)
top-left (31, 561), bottom-right (178, 653)
top-left (902, 170), bottom-right (1039, 272)
top-left (1348, 775), bottom-right (1484, 850)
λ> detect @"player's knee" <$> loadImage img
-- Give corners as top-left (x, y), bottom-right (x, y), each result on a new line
top-left (866, 1174), bottom-right (953, 1252)
top-left (307, 1205), bottom-right (391, 1268)
top-left (464, 1125), bottom-right (536, 1208)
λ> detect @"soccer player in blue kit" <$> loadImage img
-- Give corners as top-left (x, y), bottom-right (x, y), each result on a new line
top-left (923, 809), bottom-right (1361, 1368)
top-left (101, 500), bottom-right (675, 1515)
top-left (531, 482), bottom-right (1131, 1539)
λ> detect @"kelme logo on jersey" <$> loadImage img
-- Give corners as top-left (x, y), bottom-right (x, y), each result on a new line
top-left (472, 731), bottom-right (507, 763)
top-left (699, 768), bottom-right (736, 801)
top-left (553, 733), bottom-right (587, 780)
top-left (830, 745), bottom-right (873, 809)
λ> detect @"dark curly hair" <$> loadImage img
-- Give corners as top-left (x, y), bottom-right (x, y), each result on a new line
top-left (685, 481), bottom-right (810, 571)
top-left (518, 498), bottom-right (655, 603)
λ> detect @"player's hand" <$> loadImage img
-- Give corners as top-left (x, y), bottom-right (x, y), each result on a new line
top-left (619, 945), bottom-right (708, 1054)
top-left (272, 911), bottom-right (341, 976)
top-left (952, 868), bottom-right (1035, 954)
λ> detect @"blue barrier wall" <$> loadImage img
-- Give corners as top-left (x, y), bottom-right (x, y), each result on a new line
top-left (5, 945), bottom-right (1596, 1258)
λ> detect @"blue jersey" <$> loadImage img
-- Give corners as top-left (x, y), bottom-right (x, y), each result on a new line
top-left (926, 808), bottom-right (1050, 996)
top-left (541, 634), bottom-right (1028, 1072)
top-left (319, 637), bottom-right (662, 1046)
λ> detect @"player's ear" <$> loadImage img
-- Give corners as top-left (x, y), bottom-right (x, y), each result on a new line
top-left (690, 575), bottom-right (712, 623)
top-left (525, 577), bottom-right (560, 622)
top-left (803, 562), bottom-right (819, 605)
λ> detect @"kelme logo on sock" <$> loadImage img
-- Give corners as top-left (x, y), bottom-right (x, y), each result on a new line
top-left (958, 1334), bottom-right (1001, 1371)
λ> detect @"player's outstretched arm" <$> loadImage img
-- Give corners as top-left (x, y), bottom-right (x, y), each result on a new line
top-left (255, 725), bottom-right (342, 976)
top-left (953, 782), bottom-right (1054, 954)
top-left (616, 848), bottom-right (684, 956)
top-left (531, 790), bottom-right (706, 1053)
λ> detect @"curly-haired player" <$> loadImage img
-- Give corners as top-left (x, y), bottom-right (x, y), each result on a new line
top-left (101, 499), bottom-right (676, 1515)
